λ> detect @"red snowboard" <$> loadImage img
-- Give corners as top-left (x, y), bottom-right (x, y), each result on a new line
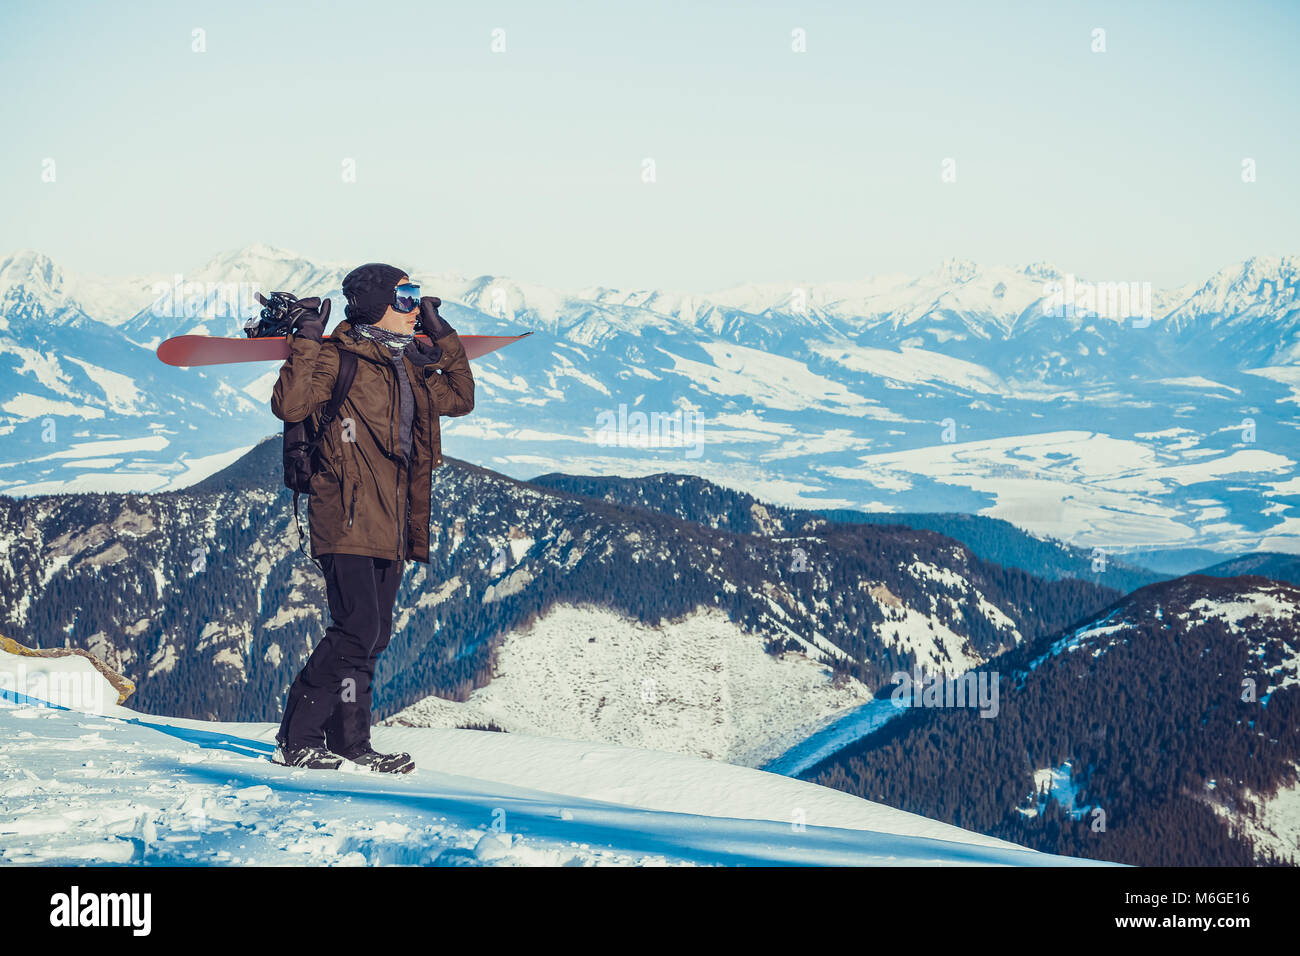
top-left (157, 332), bottom-right (532, 367)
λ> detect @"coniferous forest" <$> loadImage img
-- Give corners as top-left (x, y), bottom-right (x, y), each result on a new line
top-left (808, 576), bottom-right (1300, 866)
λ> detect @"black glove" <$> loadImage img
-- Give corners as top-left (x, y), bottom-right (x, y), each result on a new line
top-left (407, 335), bottom-right (444, 368)
top-left (417, 296), bottom-right (455, 339)
top-left (288, 297), bottom-right (329, 342)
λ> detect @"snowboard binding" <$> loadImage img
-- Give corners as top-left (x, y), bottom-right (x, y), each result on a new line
top-left (246, 291), bottom-right (307, 338)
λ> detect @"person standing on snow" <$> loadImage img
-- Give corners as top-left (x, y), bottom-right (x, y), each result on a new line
top-left (268, 263), bottom-right (474, 773)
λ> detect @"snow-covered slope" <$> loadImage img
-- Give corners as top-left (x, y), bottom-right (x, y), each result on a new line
top-left (385, 603), bottom-right (880, 768)
top-left (1206, 773), bottom-right (1300, 862)
top-left (0, 650), bottom-right (1108, 867)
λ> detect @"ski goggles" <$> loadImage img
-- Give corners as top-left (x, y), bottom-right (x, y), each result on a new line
top-left (394, 282), bottom-right (420, 313)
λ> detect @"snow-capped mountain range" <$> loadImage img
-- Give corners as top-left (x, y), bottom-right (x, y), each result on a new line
top-left (2, 244), bottom-right (1298, 562)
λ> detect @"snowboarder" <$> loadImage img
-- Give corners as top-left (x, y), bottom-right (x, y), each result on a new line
top-left (268, 263), bottom-right (474, 772)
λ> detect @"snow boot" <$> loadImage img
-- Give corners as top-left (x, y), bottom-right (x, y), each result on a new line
top-left (338, 747), bottom-right (415, 774)
top-left (272, 742), bottom-right (343, 770)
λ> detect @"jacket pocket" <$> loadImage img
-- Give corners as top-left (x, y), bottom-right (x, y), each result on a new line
top-left (344, 474), bottom-right (359, 528)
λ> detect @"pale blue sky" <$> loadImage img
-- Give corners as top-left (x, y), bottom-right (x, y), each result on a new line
top-left (1, 0), bottom-right (1296, 290)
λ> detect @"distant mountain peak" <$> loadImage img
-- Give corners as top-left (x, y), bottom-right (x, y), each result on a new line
top-left (929, 257), bottom-right (980, 284)
top-left (0, 249), bottom-right (68, 296)
top-left (1019, 261), bottom-right (1063, 282)
top-left (200, 243), bottom-right (313, 271)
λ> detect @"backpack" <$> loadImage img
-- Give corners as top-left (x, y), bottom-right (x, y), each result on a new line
top-left (283, 345), bottom-right (358, 565)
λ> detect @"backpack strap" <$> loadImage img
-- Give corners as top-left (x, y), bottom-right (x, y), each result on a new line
top-left (292, 490), bottom-right (318, 572)
top-left (293, 345), bottom-right (359, 572)
top-left (318, 348), bottom-right (358, 433)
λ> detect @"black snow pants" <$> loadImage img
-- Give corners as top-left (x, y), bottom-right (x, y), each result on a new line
top-left (277, 553), bottom-right (403, 758)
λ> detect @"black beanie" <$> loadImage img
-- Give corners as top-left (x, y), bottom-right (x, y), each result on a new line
top-left (341, 262), bottom-right (408, 325)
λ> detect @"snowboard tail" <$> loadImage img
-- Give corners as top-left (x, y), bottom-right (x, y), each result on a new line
top-left (157, 331), bottom-right (533, 367)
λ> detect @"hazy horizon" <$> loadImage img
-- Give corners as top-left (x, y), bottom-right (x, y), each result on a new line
top-left (9, 240), bottom-right (1300, 302)
top-left (2, 0), bottom-right (1298, 292)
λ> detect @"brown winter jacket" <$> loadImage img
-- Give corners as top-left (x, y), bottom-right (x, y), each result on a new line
top-left (270, 318), bottom-right (475, 563)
